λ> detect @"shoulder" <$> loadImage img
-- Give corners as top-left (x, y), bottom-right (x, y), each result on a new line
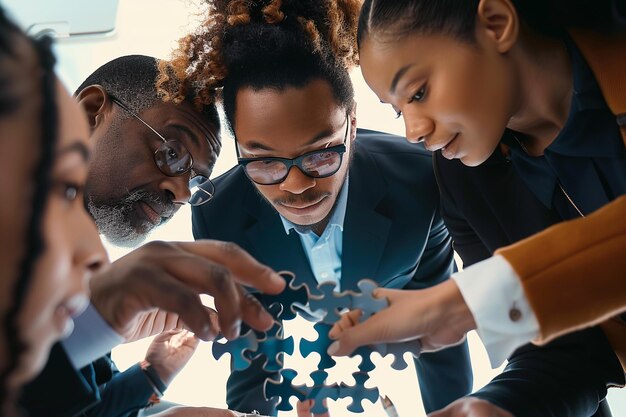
top-left (355, 128), bottom-right (432, 158)
top-left (354, 128), bottom-right (434, 178)
top-left (192, 165), bottom-right (254, 225)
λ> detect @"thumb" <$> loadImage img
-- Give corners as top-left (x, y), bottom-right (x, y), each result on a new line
top-left (327, 307), bottom-right (396, 356)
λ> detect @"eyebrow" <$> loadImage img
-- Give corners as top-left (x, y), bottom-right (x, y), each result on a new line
top-left (57, 141), bottom-right (90, 160)
top-left (171, 124), bottom-right (201, 148)
top-left (244, 128), bottom-right (337, 152)
top-left (390, 64), bottom-right (414, 95)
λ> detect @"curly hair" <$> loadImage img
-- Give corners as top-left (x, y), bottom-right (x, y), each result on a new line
top-left (159, 0), bottom-right (361, 132)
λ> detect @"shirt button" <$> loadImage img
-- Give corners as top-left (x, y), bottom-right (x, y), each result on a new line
top-left (509, 308), bottom-right (522, 322)
top-left (320, 272), bottom-right (329, 279)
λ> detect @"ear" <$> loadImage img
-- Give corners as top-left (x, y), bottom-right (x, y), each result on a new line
top-left (476, 0), bottom-right (518, 54)
top-left (349, 101), bottom-right (358, 142)
top-left (75, 85), bottom-right (110, 130)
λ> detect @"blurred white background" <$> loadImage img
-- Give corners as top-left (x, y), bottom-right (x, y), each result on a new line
top-left (4, 0), bottom-right (625, 415)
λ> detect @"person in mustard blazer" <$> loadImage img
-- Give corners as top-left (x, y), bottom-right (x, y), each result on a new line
top-left (327, 0), bottom-right (626, 415)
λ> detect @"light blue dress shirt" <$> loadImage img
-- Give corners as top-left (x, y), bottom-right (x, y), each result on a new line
top-left (280, 179), bottom-right (349, 290)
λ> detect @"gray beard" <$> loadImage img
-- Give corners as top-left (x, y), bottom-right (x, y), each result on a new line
top-left (87, 190), bottom-right (162, 248)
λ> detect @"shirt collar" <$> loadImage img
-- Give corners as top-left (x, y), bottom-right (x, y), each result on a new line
top-left (280, 176), bottom-right (349, 236)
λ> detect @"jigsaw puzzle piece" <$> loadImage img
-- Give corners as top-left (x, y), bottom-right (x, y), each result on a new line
top-left (307, 282), bottom-right (352, 324)
top-left (263, 369), bottom-right (308, 411)
top-left (339, 372), bottom-right (379, 413)
top-left (262, 271), bottom-right (310, 320)
top-left (251, 322), bottom-right (295, 372)
top-left (353, 346), bottom-right (376, 373)
top-left (306, 370), bottom-right (340, 414)
top-left (212, 330), bottom-right (258, 371)
top-left (300, 322), bottom-right (337, 370)
top-left (351, 279), bottom-right (389, 321)
top-left (374, 340), bottom-right (422, 371)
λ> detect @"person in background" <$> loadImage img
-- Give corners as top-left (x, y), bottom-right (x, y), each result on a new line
top-left (165, 0), bottom-right (474, 414)
top-left (329, 0), bottom-right (626, 415)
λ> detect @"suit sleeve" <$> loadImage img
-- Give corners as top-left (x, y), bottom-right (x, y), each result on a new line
top-left (496, 195), bottom-right (626, 345)
top-left (82, 363), bottom-right (155, 417)
top-left (21, 343), bottom-right (100, 417)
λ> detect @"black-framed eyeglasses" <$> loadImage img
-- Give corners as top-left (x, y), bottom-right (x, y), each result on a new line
top-left (110, 96), bottom-right (215, 206)
top-left (236, 114), bottom-right (350, 185)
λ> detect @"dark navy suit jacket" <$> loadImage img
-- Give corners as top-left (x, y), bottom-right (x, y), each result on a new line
top-left (192, 129), bottom-right (473, 415)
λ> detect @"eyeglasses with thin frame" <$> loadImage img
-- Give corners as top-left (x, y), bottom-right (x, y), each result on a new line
top-left (236, 114), bottom-right (350, 185)
top-left (110, 96), bottom-right (215, 206)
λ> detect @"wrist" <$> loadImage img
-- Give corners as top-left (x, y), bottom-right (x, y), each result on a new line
top-left (439, 279), bottom-right (477, 335)
top-left (140, 360), bottom-right (168, 397)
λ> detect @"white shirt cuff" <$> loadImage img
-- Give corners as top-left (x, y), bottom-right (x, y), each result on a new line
top-left (61, 303), bottom-right (124, 369)
top-left (452, 255), bottom-right (540, 368)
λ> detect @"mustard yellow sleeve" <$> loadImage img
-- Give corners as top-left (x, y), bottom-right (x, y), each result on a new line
top-left (496, 195), bottom-right (626, 344)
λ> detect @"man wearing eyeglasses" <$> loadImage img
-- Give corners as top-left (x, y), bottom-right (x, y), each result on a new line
top-left (192, 73), bottom-right (473, 414)
top-left (22, 55), bottom-right (285, 417)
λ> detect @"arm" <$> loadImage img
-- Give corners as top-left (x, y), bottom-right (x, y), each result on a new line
top-left (402, 211), bottom-right (474, 412)
top-left (496, 194), bottom-right (626, 344)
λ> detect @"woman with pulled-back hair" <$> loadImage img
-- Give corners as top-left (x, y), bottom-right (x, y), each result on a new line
top-left (328, 0), bottom-right (626, 415)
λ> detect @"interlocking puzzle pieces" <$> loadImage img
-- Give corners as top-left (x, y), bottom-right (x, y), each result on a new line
top-left (371, 340), bottom-right (422, 370)
top-left (213, 304), bottom-right (294, 372)
top-left (248, 321), bottom-right (295, 372)
top-left (306, 279), bottom-right (389, 324)
top-left (264, 369), bottom-right (379, 414)
top-left (212, 330), bottom-right (258, 371)
top-left (262, 271), bottom-right (311, 320)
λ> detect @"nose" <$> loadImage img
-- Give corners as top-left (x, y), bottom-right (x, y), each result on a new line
top-left (403, 112), bottom-right (434, 144)
top-left (159, 175), bottom-right (192, 204)
top-left (279, 166), bottom-right (316, 194)
top-left (74, 211), bottom-right (108, 280)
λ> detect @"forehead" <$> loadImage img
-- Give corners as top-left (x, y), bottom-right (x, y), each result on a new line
top-left (360, 34), bottom-right (465, 98)
top-left (234, 79), bottom-right (345, 149)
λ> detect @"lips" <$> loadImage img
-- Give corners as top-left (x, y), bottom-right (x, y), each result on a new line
top-left (441, 133), bottom-right (461, 160)
top-left (279, 196), bottom-right (328, 216)
top-left (426, 133), bottom-right (459, 153)
top-left (138, 201), bottom-right (163, 225)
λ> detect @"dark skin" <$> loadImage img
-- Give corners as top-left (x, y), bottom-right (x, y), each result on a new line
top-left (77, 85), bottom-right (220, 239)
top-left (70, 87), bottom-right (286, 342)
top-left (234, 78), bottom-right (356, 236)
top-left (359, 0), bottom-right (573, 165)
top-left (332, 0), bottom-right (579, 415)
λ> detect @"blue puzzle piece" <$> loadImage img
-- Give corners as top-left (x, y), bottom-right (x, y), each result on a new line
top-left (340, 372), bottom-right (379, 413)
top-left (262, 272), bottom-right (310, 320)
top-left (249, 322), bottom-right (295, 372)
top-left (374, 340), bottom-right (422, 370)
top-left (212, 330), bottom-right (258, 371)
top-left (350, 279), bottom-right (389, 321)
top-left (300, 322), bottom-right (337, 370)
top-left (264, 369), bottom-right (308, 411)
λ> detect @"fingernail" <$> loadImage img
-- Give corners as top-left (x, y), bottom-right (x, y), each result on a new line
top-left (327, 341), bottom-right (340, 356)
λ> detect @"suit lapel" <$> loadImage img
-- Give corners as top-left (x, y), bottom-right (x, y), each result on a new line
top-left (243, 187), bottom-right (318, 291)
top-left (340, 149), bottom-right (392, 291)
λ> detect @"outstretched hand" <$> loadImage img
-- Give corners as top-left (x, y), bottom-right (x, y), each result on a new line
top-left (327, 280), bottom-right (476, 356)
top-left (144, 329), bottom-right (200, 386)
top-left (90, 240), bottom-right (286, 342)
